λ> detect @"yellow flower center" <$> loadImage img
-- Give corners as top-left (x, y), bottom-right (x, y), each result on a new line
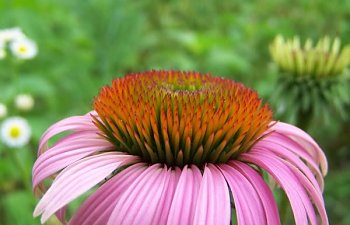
top-left (93, 70), bottom-right (273, 167)
top-left (18, 46), bottom-right (27, 53)
top-left (9, 126), bottom-right (21, 139)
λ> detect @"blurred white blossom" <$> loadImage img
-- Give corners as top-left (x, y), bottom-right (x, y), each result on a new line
top-left (10, 38), bottom-right (38, 59)
top-left (0, 27), bottom-right (38, 60)
top-left (1, 116), bottom-right (31, 148)
top-left (0, 103), bottom-right (7, 119)
top-left (15, 94), bottom-right (35, 111)
top-left (0, 27), bottom-right (25, 44)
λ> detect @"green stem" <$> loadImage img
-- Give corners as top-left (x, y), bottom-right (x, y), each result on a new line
top-left (11, 58), bottom-right (20, 94)
top-left (7, 149), bottom-right (32, 191)
top-left (296, 107), bottom-right (313, 132)
top-left (279, 193), bottom-right (291, 224)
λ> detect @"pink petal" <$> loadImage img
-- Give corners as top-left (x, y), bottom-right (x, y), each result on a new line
top-left (260, 132), bottom-right (325, 190)
top-left (249, 149), bottom-right (325, 225)
top-left (34, 152), bottom-right (137, 223)
top-left (228, 160), bottom-right (280, 225)
top-left (283, 159), bottom-right (329, 225)
top-left (69, 163), bottom-right (147, 225)
top-left (219, 163), bottom-right (266, 225)
top-left (106, 164), bottom-right (170, 225)
top-left (254, 140), bottom-right (322, 194)
top-left (193, 164), bottom-right (230, 225)
top-left (33, 131), bottom-right (114, 190)
top-left (150, 167), bottom-right (181, 225)
top-left (241, 150), bottom-right (318, 225)
top-left (39, 112), bottom-right (97, 155)
top-left (270, 122), bottom-right (328, 175)
top-left (167, 165), bottom-right (202, 225)
top-left (55, 207), bottom-right (67, 225)
top-left (256, 135), bottom-right (328, 224)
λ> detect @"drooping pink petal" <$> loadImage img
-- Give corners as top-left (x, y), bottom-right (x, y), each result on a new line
top-left (33, 131), bottom-right (114, 190)
top-left (34, 152), bottom-right (138, 223)
top-left (106, 164), bottom-right (173, 225)
top-left (192, 164), bottom-right (230, 225)
top-left (254, 139), bottom-right (327, 224)
top-left (39, 112), bottom-right (97, 155)
top-left (283, 158), bottom-right (328, 225)
top-left (254, 140), bottom-right (322, 191)
top-left (249, 148), bottom-right (328, 225)
top-left (270, 122), bottom-right (328, 175)
top-left (227, 160), bottom-right (280, 225)
top-left (166, 165), bottom-right (202, 225)
top-left (219, 163), bottom-right (266, 225)
top-left (241, 150), bottom-right (321, 225)
top-left (69, 163), bottom-right (147, 225)
top-left (260, 132), bottom-right (325, 190)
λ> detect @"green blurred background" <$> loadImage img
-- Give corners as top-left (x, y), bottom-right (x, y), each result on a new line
top-left (0, 0), bottom-right (349, 224)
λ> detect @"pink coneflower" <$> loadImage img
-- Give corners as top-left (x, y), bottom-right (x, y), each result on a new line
top-left (33, 70), bottom-right (328, 225)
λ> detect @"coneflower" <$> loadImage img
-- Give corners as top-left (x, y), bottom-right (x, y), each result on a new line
top-left (33, 70), bottom-right (328, 225)
top-left (270, 35), bottom-right (350, 127)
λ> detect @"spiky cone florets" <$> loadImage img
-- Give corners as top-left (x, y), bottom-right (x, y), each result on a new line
top-left (93, 70), bottom-right (273, 167)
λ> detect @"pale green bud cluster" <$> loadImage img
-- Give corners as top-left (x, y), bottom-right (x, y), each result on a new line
top-left (270, 35), bottom-right (350, 77)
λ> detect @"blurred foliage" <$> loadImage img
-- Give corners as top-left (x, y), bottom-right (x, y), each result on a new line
top-left (0, 0), bottom-right (350, 224)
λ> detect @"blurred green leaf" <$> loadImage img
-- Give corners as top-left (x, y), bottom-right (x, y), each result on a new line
top-left (2, 191), bottom-right (40, 225)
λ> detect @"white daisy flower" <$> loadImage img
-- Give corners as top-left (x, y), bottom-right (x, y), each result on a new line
top-left (0, 27), bottom-right (25, 43)
top-left (0, 103), bottom-right (7, 119)
top-left (10, 38), bottom-right (38, 60)
top-left (1, 117), bottom-right (31, 148)
top-left (15, 94), bottom-right (35, 111)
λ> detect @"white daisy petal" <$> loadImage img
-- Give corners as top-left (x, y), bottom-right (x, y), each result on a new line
top-left (0, 27), bottom-right (26, 43)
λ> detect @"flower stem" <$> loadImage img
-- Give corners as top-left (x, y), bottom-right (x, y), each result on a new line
top-left (7, 149), bottom-right (31, 191)
top-left (279, 192), bottom-right (291, 224)
top-left (296, 108), bottom-right (313, 132)
top-left (11, 57), bottom-right (20, 94)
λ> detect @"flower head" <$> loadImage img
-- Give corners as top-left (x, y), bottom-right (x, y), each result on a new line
top-left (269, 35), bottom-right (350, 123)
top-left (10, 38), bottom-right (38, 60)
top-left (33, 70), bottom-right (328, 225)
top-left (94, 71), bottom-right (272, 167)
top-left (15, 93), bottom-right (35, 111)
top-left (1, 116), bottom-right (31, 148)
